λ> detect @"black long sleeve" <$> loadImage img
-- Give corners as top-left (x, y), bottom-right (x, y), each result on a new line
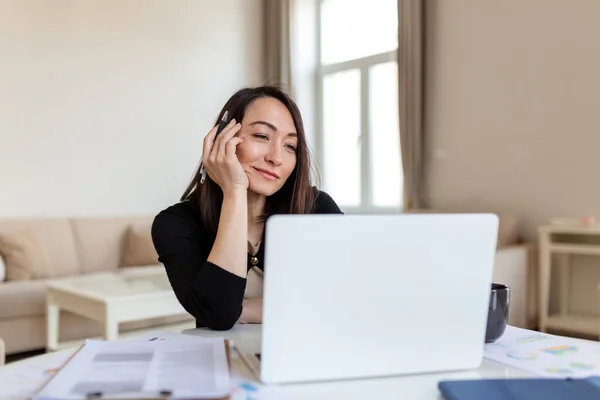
top-left (151, 190), bottom-right (342, 330)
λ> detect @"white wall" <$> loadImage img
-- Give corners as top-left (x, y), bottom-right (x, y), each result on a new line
top-left (0, 0), bottom-right (264, 218)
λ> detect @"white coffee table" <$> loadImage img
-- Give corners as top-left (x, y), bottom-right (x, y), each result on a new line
top-left (45, 266), bottom-right (187, 351)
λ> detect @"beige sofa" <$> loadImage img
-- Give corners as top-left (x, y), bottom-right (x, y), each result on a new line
top-left (406, 209), bottom-right (536, 329)
top-left (0, 217), bottom-right (192, 356)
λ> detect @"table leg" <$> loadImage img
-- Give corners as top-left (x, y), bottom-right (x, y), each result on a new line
top-left (104, 307), bottom-right (118, 341)
top-left (598, 286), bottom-right (600, 341)
top-left (559, 254), bottom-right (570, 317)
top-left (538, 231), bottom-right (551, 332)
top-left (104, 322), bottom-right (118, 341)
top-left (46, 299), bottom-right (60, 351)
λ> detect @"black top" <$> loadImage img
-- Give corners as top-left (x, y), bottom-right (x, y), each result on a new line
top-left (151, 190), bottom-right (342, 331)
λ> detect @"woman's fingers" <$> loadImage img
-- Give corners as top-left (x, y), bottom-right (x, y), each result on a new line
top-left (209, 118), bottom-right (234, 144)
top-left (210, 119), bottom-right (237, 160)
top-left (217, 123), bottom-right (242, 161)
top-left (221, 122), bottom-right (242, 144)
top-left (225, 137), bottom-right (244, 159)
top-left (202, 124), bottom-right (219, 161)
top-left (208, 120), bottom-right (233, 163)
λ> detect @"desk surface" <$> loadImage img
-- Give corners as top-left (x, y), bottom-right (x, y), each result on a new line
top-left (182, 324), bottom-right (532, 400)
top-left (0, 325), bottom-right (531, 400)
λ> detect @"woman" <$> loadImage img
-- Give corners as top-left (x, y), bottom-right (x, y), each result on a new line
top-left (151, 85), bottom-right (342, 330)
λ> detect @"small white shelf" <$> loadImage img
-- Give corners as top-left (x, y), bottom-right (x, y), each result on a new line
top-left (539, 224), bottom-right (600, 339)
top-left (549, 243), bottom-right (600, 256)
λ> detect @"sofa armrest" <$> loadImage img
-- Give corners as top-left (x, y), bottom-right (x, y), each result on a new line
top-left (0, 336), bottom-right (5, 366)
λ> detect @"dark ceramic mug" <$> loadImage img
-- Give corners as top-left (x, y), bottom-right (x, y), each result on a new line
top-left (485, 283), bottom-right (510, 343)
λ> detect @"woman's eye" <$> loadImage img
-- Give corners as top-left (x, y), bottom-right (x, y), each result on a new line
top-left (254, 134), bottom-right (268, 140)
top-left (285, 144), bottom-right (297, 152)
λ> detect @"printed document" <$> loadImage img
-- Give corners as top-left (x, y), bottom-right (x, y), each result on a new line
top-left (34, 338), bottom-right (230, 399)
top-left (484, 325), bottom-right (600, 378)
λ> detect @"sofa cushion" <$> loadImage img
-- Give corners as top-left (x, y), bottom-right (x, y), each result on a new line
top-left (0, 279), bottom-right (46, 318)
top-left (121, 224), bottom-right (159, 267)
top-left (0, 219), bottom-right (80, 278)
top-left (71, 216), bottom-right (155, 273)
top-left (0, 230), bottom-right (51, 280)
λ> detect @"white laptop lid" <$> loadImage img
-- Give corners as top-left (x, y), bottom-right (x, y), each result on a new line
top-left (260, 213), bottom-right (498, 384)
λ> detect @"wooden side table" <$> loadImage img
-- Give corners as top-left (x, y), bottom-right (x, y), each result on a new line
top-left (538, 223), bottom-right (600, 339)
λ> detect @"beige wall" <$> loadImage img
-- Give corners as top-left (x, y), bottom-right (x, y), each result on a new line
top-left (0, 0), bottom-right (264, 218)
top-left (425, 0), bottom-right (600, 318)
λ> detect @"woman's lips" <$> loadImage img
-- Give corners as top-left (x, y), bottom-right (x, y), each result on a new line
top-left (254, 167), bottom-right (279, 180)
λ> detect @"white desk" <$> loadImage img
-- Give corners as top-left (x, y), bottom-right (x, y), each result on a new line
top-left (0, 325), bottom-right (531, 400)
top-left (182, 325), bottom-right (532, 400)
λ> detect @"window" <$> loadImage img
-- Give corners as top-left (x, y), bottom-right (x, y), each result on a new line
top-left (317, 0), bottom-right (402, 212)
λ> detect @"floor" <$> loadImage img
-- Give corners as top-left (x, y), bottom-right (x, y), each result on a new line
top-left (5, 319), bottom-right (195, 364)
top-left (6, 349), bottom-right (45, 364)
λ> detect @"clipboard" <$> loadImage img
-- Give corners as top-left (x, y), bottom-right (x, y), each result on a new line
top-left (32, 339), bottom-right (234, 400)
top-left (438, 377), bottom-right (600, 400)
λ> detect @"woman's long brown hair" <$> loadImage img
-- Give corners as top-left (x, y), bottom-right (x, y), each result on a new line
top-left (181, 85), bottom-right (317, 233)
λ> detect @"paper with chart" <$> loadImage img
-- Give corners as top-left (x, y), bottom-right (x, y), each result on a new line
top-left (34, 338), bottom-right (230, 400)
top-left (484, 325), bottom-right (600, 378)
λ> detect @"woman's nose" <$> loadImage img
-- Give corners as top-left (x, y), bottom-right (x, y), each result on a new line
top-left (266, 144), bottom-right (283, 166)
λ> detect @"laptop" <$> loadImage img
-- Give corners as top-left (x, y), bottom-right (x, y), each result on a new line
top-left (239, 213), bottom-right (499, 384)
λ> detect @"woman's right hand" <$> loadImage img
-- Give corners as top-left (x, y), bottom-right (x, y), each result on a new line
top-left (202, 118), bottom-right (248, 194)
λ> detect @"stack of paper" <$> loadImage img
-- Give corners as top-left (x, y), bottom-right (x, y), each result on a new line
top-left (484, 325), bottom-right (600, 378)
top-left (34, 337), bottom-right (230, 400)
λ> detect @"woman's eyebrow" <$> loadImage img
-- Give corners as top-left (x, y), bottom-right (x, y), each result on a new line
top-left (249, 120), bottom-right (277, 131)
top-left (249, 121), bottom-right (297, 137)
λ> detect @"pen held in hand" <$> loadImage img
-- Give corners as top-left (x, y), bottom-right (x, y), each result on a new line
top-left (200, 110), bottom-right (229, 184)
top-left (214, 110), bottom-right (229, 140)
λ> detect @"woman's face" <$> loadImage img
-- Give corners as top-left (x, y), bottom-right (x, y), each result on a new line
top-left (236, 97), bottom-right (298, 197)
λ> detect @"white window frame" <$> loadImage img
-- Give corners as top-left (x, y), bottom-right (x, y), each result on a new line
top-left (315, 3), bottom-right (401, 214)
